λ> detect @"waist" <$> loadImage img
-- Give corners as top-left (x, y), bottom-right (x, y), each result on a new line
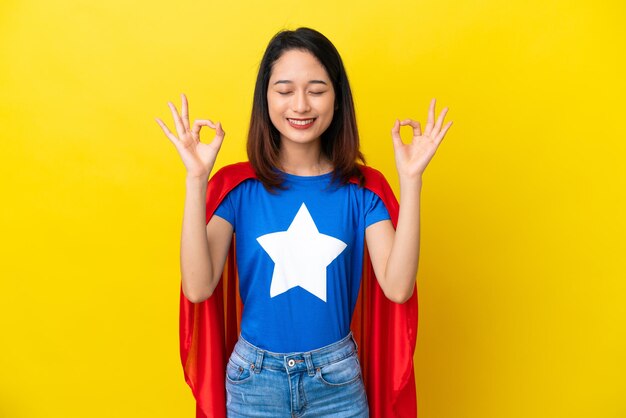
top-left (231, 331), bottom-right (359, 373)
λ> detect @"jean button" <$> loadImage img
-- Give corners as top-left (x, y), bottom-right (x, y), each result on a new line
top-left (288, 359), bottom-right (295, 367)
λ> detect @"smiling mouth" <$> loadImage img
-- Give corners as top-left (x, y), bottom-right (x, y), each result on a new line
top-left (287, 118), bottom-right (316, 125)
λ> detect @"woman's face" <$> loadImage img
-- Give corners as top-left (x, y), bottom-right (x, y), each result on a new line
top-left (267, 49), bottom-right (336, 149)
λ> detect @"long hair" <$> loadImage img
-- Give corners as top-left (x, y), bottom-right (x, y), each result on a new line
top-left (247, 27), bottom-right (366, 190)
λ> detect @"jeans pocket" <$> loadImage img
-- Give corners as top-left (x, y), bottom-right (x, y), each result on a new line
top-left (226, 355), bottom-right (254, 384)
top-left (315, 353), bottom-right (362, 387)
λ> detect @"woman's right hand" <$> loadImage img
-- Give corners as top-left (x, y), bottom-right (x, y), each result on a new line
top-left (155, 93), bottom-right (225, 179)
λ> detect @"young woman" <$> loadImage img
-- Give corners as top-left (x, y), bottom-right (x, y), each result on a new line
top-left (156, 27), bottom-right (452, 418)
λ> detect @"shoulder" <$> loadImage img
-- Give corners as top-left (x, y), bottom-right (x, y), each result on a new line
top-left (354, 164), bottom-right (399, 222)
top-left (206, 162), bottom-right (258, 207)
top-left (210, 161), bottom-right (256, 182)
top-left (208, 161), bottom-right (257, 189)
top-left (355, 164), bottom-right (392, 190)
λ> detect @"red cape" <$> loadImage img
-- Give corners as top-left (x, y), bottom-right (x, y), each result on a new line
top-left (179, 161), bottom-right (418, 417)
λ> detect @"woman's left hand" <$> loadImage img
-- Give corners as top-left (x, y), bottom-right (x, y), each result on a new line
top-left (391, 98), bottom-right (453, 181)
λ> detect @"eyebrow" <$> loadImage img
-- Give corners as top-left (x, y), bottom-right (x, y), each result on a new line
top-left (272, 80), bottom-right (328, 86)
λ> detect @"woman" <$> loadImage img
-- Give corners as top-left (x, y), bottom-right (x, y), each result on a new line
top-left (156, 27), bottom-right (452, 418)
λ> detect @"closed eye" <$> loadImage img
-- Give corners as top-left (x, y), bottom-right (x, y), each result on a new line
top-left (276, 91), bottom-right (326, 95)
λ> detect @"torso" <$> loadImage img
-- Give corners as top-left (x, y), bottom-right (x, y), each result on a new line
top-left (212, 170), bottom-right (390, 352)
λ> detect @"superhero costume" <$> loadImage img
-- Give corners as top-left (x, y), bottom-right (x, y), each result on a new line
top-left (179, 161), bottom-right (418, 417)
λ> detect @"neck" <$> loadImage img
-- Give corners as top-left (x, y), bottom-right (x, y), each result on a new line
top-left (278, 139), bottom-right (333, 176)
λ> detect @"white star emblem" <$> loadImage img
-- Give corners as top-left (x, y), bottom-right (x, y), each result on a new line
top-left (256, 203), bottom-right (347, 302)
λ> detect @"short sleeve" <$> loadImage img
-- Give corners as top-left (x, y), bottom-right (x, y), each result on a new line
top-left (212, 191), bottom-right (236, 231)
top-left (365, 190), bottom-right (391, 228)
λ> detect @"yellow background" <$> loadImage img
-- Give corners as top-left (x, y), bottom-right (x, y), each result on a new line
top-left (1, 0), bottom-right (625, 416)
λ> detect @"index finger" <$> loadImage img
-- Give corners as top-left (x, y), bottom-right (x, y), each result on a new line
top-left (400, 119), bottom-right (422, 137)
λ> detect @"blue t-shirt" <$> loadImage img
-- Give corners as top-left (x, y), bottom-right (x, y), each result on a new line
top-left (213, 171), bottom-right (391, 352)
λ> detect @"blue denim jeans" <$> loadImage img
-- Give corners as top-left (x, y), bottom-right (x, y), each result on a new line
top-left (225, 331), bottom-right (369, 417)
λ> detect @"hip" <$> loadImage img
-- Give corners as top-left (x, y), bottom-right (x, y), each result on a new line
top-left (225, 331), bottom-right (369, 417)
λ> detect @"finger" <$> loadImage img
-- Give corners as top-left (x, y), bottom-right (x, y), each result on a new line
top-left (211, 121), bottom-right (226, 150)
top-left (214, 121), bottom-right (226, 141)
top-left (432, 107), bottom-right (449, 138)
top-left (423, 98), bottom-right (436, 137)
top-left (216, 121), bottom-right (225, 136)
top-left (435, 121), bottom-right (453, 145)
top-left (400, 118), bottom-right (422, 138)
top-left (390, 119), bottom-right (403, 146)
top-left (168, 101), bottom-right (186, 137)
top-left (181, 93), bottom-right (191, 132)
top-left (191, 119), bottom-right (215, 138)
top-left (155, 117), bottom-right (182, 147)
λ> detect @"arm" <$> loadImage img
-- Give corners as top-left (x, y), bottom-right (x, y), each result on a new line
top-left (366, 98), bottom-right (452, 304)
top-left (366, 178), bottom-right (422, 304)
top-left (180, 175), bottom-right (233, 303)
top-left (155, 93), bottom-right (229, 303)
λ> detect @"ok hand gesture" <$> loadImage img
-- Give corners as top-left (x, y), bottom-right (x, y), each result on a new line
top-left (155, 93), bottom-right (225, 179)
top-left (391, 98), bottom-right (452, 182)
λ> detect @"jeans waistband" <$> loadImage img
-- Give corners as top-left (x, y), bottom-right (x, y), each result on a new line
top-left (231, 332), bottom-right (359, 376)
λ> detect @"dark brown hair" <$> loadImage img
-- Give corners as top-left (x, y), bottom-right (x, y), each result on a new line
top-left (246, 27), bottom-right (365, 190)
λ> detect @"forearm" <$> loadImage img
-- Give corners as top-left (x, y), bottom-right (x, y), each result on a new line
top-left (384, 177), bottom-right (422, 303)
top-left (180, 175), bottom-right (213, 302)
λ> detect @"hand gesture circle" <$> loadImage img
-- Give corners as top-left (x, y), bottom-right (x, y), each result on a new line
top-left (155, 93), bottom-right (225, 179)
top-left (391, 98), bottom-right (453, 180)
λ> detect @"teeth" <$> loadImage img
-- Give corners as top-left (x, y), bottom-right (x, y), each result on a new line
top-left (289, 118), bottom-right (314, 125)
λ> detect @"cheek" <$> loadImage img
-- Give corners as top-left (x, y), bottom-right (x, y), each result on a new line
top-left (266, 98), bottom-right (281, 121)
top-left (324, 93), bottom-right (336, 116)
top-left (267, 110), bottom-right (282, 130)
top-left (267, 95), bottom-right (286, 114)
top-left (323, 100), bottom-right (335, 120)
top-left (327, 105), bottom-right (335, 125)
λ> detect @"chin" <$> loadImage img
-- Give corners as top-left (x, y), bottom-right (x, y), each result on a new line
top-left (280, 136), bottom-right (321, 146)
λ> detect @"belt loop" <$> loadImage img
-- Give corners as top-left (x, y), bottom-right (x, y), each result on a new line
top-left (254, 349), bottom-right (264, 374)
top-left (304, 353), bottom-right (315, 376)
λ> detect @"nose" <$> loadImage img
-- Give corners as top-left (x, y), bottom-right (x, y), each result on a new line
top-left (291, 91), bottom-right (311, 113)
